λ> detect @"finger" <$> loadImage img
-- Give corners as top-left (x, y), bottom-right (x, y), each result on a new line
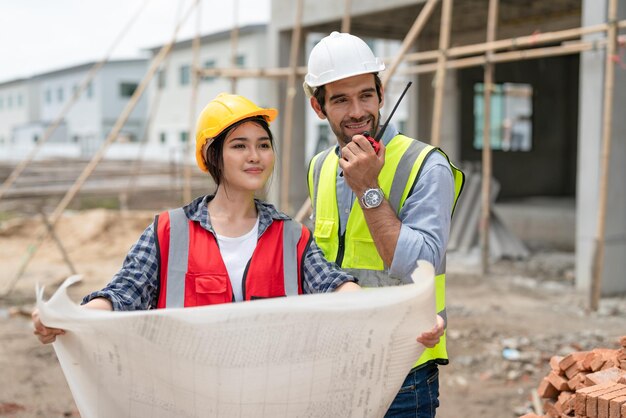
top-left (351, 135), bottom-right (376, 153)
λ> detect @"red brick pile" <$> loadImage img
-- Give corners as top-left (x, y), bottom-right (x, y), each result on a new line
top-left (521, 336), bottom-right (626, 418)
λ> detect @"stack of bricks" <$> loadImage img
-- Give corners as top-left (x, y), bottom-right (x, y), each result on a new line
top-left (521, 335), bottom-right (626, 418)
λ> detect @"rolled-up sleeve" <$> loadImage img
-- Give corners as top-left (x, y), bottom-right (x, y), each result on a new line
top-left (389, 153), bottom-right (455, 279)
top-left (82, 223), bottom-right (160, 310)
top-left (302, 239), bottom-right (357, 293)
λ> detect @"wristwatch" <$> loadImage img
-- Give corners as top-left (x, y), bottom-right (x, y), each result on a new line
top-left (360, 188), bottom-right (384, 209)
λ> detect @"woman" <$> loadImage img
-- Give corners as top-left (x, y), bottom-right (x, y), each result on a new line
top-left (33, 93), bottom-right (359, 343)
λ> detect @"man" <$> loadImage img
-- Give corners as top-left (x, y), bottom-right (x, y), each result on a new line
top-left (304, 32), bottom-right (464, 417)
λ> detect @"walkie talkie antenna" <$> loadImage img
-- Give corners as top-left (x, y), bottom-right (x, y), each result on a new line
top-left (375, 81), bottom-right (412, 141)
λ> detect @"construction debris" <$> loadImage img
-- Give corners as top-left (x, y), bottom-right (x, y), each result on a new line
top-left (449, 162), bottom-right (530, 260)
top-left (523, 335), bottom-right (626, 418)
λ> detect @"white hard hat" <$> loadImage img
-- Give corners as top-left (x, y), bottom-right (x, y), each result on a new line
top-left (303, 32), bottom-right (385, 98)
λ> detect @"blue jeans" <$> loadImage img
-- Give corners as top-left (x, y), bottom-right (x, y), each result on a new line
top-left (384, 363), bottom-right (440, 418)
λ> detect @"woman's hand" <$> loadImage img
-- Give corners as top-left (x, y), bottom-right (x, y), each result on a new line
top-left (32, 308), bottom-right (64, 344)
top-left (32, 297), bottom-right (113, 344)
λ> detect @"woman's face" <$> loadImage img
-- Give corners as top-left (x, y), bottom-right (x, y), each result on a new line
top-left (220, 121), bottom-right (274, 193)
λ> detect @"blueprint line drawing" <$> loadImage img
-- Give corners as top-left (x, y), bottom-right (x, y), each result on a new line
top-left (37, 261), bottom-right (437, 418)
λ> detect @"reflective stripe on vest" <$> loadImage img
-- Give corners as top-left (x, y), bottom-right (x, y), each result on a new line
top-left (158, 208), bottom-right (306, 308)
top-left (307, 134), bottom-right (465, 368)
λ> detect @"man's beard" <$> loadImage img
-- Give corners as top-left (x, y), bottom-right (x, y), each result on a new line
top-left (333, 111), bottom-right (381, 147)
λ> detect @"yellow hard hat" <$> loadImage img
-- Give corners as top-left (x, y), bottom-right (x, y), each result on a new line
top-left (195, 93), bottom-right (278, 172)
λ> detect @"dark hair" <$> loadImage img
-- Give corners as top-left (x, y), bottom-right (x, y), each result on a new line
top-left (312, 73), bottom-right (383, 115)
top-left (204, 116), bottom-right (274, 186)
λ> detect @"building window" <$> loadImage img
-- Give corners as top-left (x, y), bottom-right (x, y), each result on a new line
top-left (7, 95), bottom-right (12, 108)
top-left (473, 82), bottom-right (533, 152)
top-left (0, 96), bottom-right (3, 110)
top-left (86, 82), bottom-right (93, 98)
top-left (120, 82), bottom-right (138, 98)
top-left (57, 87), bottom-right (64, 102)
top-left (235, 54), bottom-right (245, 67)
top-left (180, 65), bottom-right (190, 86)
top-left (202, 59), bottom-right (216, 82)
top-left (159, 132), bottom-right (167, 144)
top-left (17, 94), bottom-right (22, 107)
top-left (180, 131), bottom-right (189, 143)
top-left (157, 69), bottom-right (166, 89)
top-left (45, 89), bottom-right (51, 104)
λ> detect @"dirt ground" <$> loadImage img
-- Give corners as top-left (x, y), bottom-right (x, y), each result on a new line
top-left (0, 209), bottom-right (624, 418)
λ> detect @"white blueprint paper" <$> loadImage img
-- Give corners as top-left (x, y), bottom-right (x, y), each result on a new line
top-left (37, 261), bottom-right (437, 418)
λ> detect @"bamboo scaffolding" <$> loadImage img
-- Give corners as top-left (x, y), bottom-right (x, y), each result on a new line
top-left (341, 0), bottom-right (353, 33)
top-left (430, 0), bottom-right (453, 147)
top-left (184, 2), bottom-right (202, 204)
top-left (279, 0), bottom-right (304, 213)
top-left (404, 40), bottom-right (605, 74)
top-left (381, 0), bottom-right (440, 89)
top-left (481, 0), bottom-right (499, 274)
top-left (590, 0), bottom-right (619, 312)
top-left (192, 20), bottom-right (625, 80)
top-left (1, 0), bottom-right (200, 297)
top-left (0, 0), bottom-right (150, 202)
top-left (404, 22), bottom-right (622, 63)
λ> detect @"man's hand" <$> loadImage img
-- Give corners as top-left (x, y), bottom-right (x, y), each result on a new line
top-left (416, 314), bottom-right (445, 348)
top-left (339, 134), bottom-right (385, 196)
top-left (32, 308), bottom-right (65, 344)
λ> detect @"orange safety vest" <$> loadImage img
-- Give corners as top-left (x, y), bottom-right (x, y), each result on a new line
top-left (154, 208), bottom-right (310, 308)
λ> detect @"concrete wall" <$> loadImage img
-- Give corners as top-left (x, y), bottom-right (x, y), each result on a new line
top-left (577, 0), bottom-right (626, 295)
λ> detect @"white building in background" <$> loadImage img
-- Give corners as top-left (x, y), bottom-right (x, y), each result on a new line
top-left (0, 59), bottom-right (149, 162)
top-left (143, 24), bottom-right (271, 164)
top-left (0, 78), bottom-right (40, 153)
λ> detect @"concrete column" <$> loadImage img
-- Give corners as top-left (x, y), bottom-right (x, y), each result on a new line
top-left (577, 0), bottom-right (626, 295)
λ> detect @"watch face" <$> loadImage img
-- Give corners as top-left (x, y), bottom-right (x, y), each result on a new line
top-left (364, 189), bottom-right (383, 208)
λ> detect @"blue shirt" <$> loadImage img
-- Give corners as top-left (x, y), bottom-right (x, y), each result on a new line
top-left (83, 195), bottom-right (356, 310)
top-left (332, 124), bottom-right (455, 281)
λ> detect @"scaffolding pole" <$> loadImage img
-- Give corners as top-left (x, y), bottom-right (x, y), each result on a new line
top-left (123, 1), bottom-right (185, 207)
top-left (0, 0), bottom-right (150, 202)
top-left (0, 0), bottom-right (200, 297)
top-left (430, 0), bottom-right (453, 147)
top-left (590, 0), bottom-right (619, 312)
top-left (230, 0), bottom-right (240, 93)
top-left (184, 1), bottom-right (203, 204)
top-left (279, 0), bottom-right (304, 213)
top-left (481, 0), bottom-right (499, 275)
top-left (341, 0), bottom-right (353, 33)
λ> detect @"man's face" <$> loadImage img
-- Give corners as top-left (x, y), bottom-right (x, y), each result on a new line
top-left (311, 73), bottom-right (384, 148)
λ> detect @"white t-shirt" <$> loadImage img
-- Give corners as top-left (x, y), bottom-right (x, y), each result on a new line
top-left (215, 217), bottom-right (259, 302)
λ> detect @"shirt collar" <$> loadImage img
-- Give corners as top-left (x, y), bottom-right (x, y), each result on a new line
top-left (183, 195), bottom-right (289, 236)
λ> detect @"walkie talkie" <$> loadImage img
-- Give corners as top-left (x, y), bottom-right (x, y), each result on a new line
top-left (361, 81), bottom-right (412, 153)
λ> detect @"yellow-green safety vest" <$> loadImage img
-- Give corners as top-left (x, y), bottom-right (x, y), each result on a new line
top-left (307, 134), bottom-right (465, 368)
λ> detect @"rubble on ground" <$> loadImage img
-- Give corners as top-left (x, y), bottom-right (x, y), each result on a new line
top-left (519, 335), bottom-right (626, 417)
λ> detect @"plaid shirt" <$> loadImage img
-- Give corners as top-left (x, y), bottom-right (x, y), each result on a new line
top-left (83, 195), bottom-right (356, 310)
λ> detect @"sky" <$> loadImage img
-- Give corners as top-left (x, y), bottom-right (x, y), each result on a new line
top-left (0, 0), bottom-right (270, 82)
